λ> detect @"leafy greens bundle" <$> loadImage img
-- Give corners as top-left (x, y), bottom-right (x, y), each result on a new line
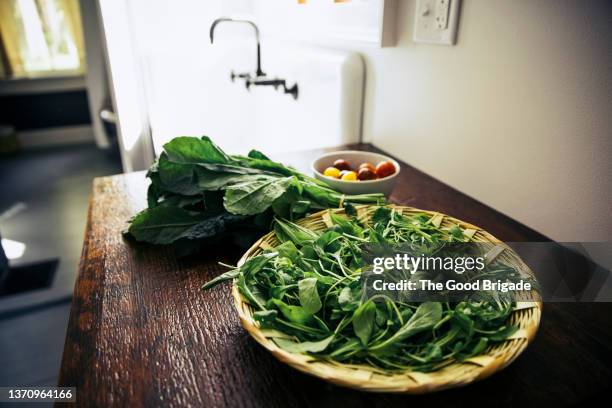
top-left (203, 206), bottom-right (522, 372)
top-left (126, 136), bottom-right (385, 252)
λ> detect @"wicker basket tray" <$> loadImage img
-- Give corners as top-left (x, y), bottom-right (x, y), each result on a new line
top-left (231, 205), bottom-right (542, 393)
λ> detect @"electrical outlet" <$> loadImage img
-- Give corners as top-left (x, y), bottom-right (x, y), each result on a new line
top-left (413, 0), bottom-right (461, 45)
top-left (435, 0), bottom-right (450, 29)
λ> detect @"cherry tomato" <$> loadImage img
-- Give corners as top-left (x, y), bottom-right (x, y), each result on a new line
top-left (333, 159), bottom-right (352, 171)
top-left (323, 167), bottom-right (341, 178)
top-left (359, 162), bottom-right (376, 173)
top-left (375, 161), bottom-right (396, 178)
top-left (357, 168), bottom-right (377, 181)
top-left (340, 171), bottom-right (358, 181)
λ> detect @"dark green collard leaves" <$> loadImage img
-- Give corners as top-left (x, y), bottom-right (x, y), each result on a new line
top-left (126, 136), bottom-right (384, 251)
top-left (164, 136), bottom-right (232, 164)
top-left (203, 207), bottom-right (521, 372)
top-left (246, 149), bottom-right (271, 161)
top-left (224, 176), bottom-right (295, 215)
top-left (128, 206), bottom-right (245, 245)
top-left (195, 167), bottom-right (258, 191)
top-left (157, 154), bottom-right (201, 196)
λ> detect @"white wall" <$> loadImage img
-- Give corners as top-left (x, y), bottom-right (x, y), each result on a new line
top-left (112, 0), bottom-right (364, 160)
top-left (360, 0), bottom-right (611, 241)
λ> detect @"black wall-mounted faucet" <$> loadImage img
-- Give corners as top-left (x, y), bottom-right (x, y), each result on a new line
top-left (210, 17), bottom-right (265, 77)
top-left (209, 17), bottom-right (298, 100)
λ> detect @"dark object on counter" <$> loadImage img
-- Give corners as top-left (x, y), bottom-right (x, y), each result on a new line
top-left (0, 259), bottom-right (58, 297)
top-left (0, 125), bottom-right (19, 155)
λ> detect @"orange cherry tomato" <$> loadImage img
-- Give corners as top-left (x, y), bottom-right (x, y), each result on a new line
top-left (333, 159), bottom-right (352, 171)
top-left (359, 162), bottom-right (376, 173)
top-left (375, 161), bottom-right (396, 178)
top-left (357, 168), bottom-right (377, 181)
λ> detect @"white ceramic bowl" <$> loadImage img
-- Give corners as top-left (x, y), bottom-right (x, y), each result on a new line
top-left (312, 150), bottom-right (400, 196)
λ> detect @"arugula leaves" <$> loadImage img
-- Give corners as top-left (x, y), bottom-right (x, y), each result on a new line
top-left (126, 136), bottom-right (385, 251)
top-left (274, 335), bottom-right (334, 353)
top-left (352, 301), bottom-right (377, 345)
top-left (203, 207), bottom-right (521, 372)
top-left (369, 302), bottom-right (442, 352)
top-left (298, 278), bottom-right (322, 315)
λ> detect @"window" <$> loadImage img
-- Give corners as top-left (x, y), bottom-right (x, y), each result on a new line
top-left (0, 0), bottom-right (85, 78)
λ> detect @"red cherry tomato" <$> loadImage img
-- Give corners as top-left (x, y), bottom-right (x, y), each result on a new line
top-left (375, 161), bottom-right (396, 178)
top-left (357, 168), bottom-right (377, 181)
top-left (333, 159), bottom-right (352, 171)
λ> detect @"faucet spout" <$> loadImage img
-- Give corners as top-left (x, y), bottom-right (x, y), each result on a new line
top-left (209, 17), bottom-right (265, 77)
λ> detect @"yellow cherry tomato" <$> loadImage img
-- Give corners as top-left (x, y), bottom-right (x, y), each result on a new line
top-left (341, 170), bottom-right (358, 181)
top-left (323, 167), bottom-right (341, 178)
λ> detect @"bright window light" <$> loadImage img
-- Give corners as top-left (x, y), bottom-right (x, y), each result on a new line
top-left (0, 0), bottom-right (85, 77)
top-left (1, 238), bottom-right (26, 260)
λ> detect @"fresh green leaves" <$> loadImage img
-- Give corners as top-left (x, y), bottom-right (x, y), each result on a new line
top-left (329, 212), bottom-right (364, 238)
top-left (274, 218), bottom-right (319, 246)
top-left (194, 167), bottom-right (258, 191)
top-left (134, 137), bottom-right (520, 373)
top-left (253, 310), bottom-right (278, 327)
top-left (298, 278), bottom-right (322, 314)
top-left (352, 301), bottom-right (377, 345)
top-left (164, 136), bottom-right (231, 164)
top-left (200, 268), bottom-right (241, 291)
top-left (224, 176), bottom-right (295, 215)
top-left (274, 335), bottom-right (334, 353)
top-left (126, 136), bottom-right (385, 250)
top-left (128, 206), bottom-right (245, 245)
top-left (270, 299), bottom-right (313, 324)
top-left (203, 207), bottom-right (520, 372)
top-left (201, 253), bottom-right (274, 290)
top-left (157, 154), bottom-right (201, 195)
top-left (370, 302), bottom-right (443, 352)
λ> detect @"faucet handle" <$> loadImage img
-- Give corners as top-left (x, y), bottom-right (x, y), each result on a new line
top-left (285, 83), bottom-right (299, 100)
top-left (230, 71), bottom-right (253, 83)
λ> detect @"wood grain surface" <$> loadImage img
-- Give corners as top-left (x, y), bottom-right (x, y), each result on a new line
top-left (58, 144), bottom-right (612, 407)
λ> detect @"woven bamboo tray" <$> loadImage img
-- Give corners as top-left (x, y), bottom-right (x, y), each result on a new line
top-left (231, 205), bottom-right (542, 393)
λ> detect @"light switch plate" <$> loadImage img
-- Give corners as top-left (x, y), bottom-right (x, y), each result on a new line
top-left (413, 0), bottom-right (461, 45)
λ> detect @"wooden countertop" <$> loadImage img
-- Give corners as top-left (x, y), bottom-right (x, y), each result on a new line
top-left (58, 143), bottom-right (612, 407)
